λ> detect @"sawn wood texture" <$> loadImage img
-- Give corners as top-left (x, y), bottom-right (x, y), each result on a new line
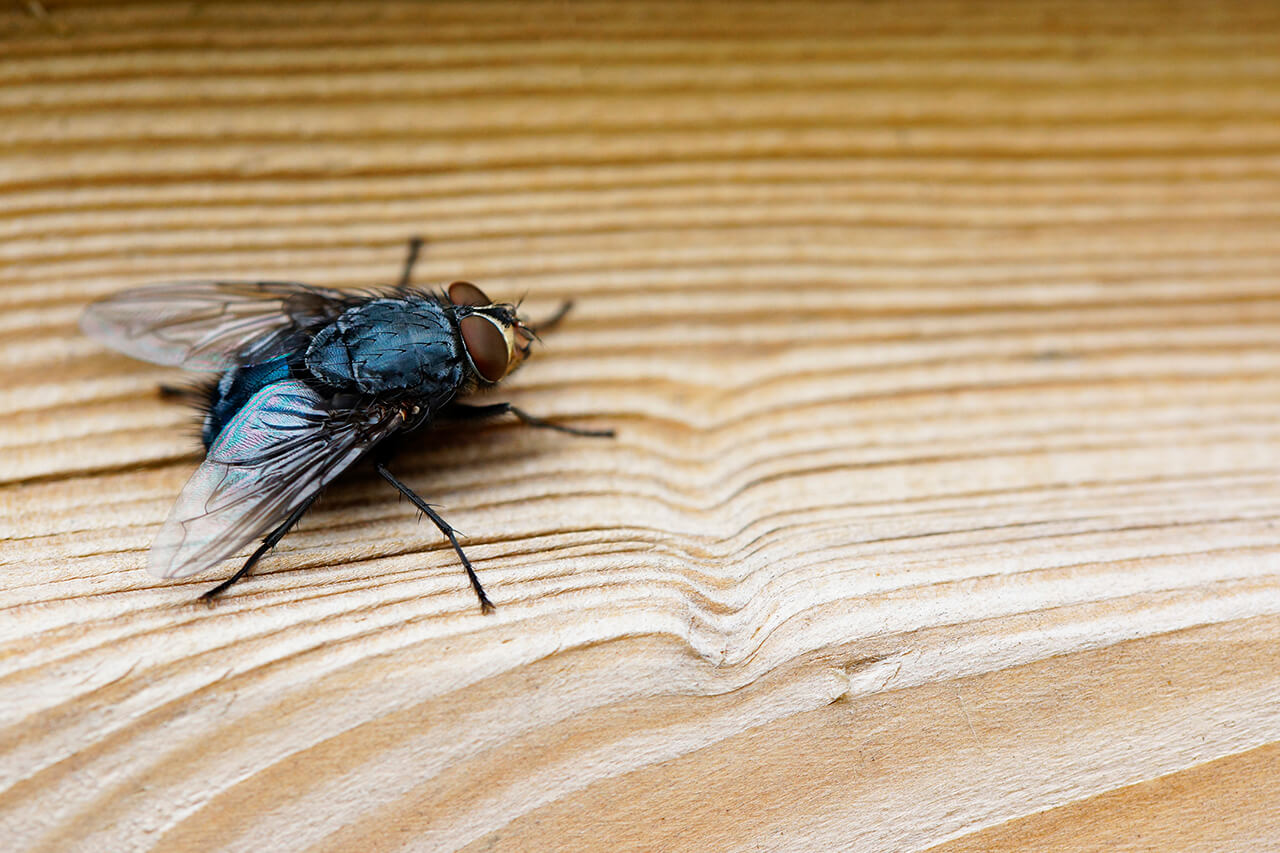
top-left (1, 2), bottom-right (1278, 851)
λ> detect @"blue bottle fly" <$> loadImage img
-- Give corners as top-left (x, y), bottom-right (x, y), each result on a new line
top-left (80, 239), bottom-right (612, 611)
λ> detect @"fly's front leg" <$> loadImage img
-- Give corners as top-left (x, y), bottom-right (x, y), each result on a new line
top-left (375, 462), bottom-right (495, 613)
top-left (446, 402), bottom-right (615, 438)
top-left (530, 300), bottom-right (574, 335)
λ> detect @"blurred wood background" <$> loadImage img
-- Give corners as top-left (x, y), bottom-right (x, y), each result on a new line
top-left (2, 1), bottom-right (1279, 851)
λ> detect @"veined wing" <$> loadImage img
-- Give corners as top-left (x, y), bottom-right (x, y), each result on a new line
top-left (81, 281), bottom-right (359, 371)
top-left (150, 379), bottom-right (405, 579)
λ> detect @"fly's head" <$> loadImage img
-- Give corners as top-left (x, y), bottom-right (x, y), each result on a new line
top-left (447, 281), bottom-right (537, 385)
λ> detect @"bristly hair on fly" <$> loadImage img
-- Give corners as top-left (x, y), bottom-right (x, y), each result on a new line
top-left (157, 381), bottom-right (220, 443)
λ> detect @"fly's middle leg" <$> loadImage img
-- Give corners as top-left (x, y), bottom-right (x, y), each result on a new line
top-left (375, 461), bottom-right (495, 613)
top-left (397, 236), bottom-right (426, 290)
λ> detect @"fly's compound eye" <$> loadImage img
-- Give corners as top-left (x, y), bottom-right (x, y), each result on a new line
top-left (448, 281), bottom-right (492, 307)
top-left (460, 314), bottom-right (512, 382)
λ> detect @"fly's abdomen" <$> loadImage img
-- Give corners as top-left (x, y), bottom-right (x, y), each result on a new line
top-left (202, 356), bottom-right (292, 448)
top-left (304, 298), bottom-right (465, 402)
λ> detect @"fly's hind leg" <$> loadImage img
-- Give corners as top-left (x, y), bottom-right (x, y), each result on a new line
top-left (158, 383), bottom-right (208, 404)
top-left (375, 462), bottom-right (495, 613)
top-left (445, 402), bottom-right (615, 439)
top-left (201, 493), bottom-right (319, 600)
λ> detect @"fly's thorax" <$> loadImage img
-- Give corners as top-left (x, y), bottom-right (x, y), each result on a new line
top-left (304, 297), bottom-right (466, 403)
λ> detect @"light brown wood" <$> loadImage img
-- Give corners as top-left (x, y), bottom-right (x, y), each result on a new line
top-left (2, 1), bottom-right (1279, 851)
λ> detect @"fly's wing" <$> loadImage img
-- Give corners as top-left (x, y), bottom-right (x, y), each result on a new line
top-left (80, 281), bottom-right (359, 371)
top-left (149, 379), bottom-right (405, 579)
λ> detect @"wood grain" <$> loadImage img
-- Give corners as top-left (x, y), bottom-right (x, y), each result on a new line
top-left (2, 1), bottom-right (1279, 850)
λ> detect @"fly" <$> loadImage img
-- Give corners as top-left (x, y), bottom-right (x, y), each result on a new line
top-left (80, 238), bottom-right (613, 612)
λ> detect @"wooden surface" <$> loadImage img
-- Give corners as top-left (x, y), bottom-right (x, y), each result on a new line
top-left (3, 1), bottom-right (1280, 850)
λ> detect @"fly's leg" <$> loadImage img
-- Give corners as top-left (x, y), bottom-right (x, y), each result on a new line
top-left (530, 300), bottom-right (574, 335)
top-left (201, 493), bottom-right (319, 600)
top-left (375, 462), bottom-right (495, 613)
top-left (397, 236), bottom-right (426, 290)
top-left (446, 402), bottom-right (615, 438)
top-left (158, 383), bottom-right (207, 404)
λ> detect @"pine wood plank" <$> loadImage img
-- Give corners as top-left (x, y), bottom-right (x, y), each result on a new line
top-left (1, 1), bottom-right (1278, 850)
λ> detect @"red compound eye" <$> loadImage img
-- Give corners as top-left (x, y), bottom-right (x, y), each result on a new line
top-left (460, 315), bottom-right (510, 382)
top-left (448, 281), bottom-right (491, 307)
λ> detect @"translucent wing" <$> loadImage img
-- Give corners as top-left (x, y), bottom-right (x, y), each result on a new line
top-left (80, 281), bottom-right (359, 371)
top-left (149, 379), bottom-right (405, 579)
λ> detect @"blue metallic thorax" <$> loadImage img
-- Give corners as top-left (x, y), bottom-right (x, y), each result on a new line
top-left (304, 298), bottom-right (466, 403)
top-left (201, 297), bottom-right (468, 449)
top-left (201, 356), bottom-right (292, 448)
